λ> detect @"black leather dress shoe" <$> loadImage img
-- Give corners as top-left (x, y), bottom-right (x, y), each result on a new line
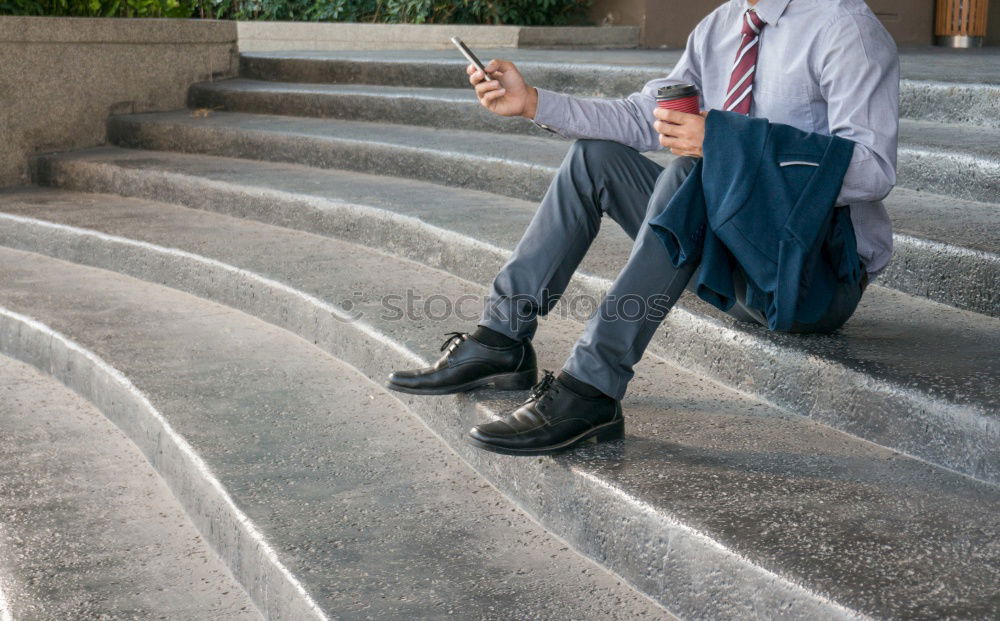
top-left (387, 332), bottom-right (537, 395)
top-left (467, 371), bottom-right (624, 456)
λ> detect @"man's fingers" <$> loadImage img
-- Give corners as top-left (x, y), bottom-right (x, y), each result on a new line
top-left (481, 88), bottom-right (507, 105)
top-left (654, 120), bottom-right (684, 138)
top-left (487, 59), bottom-right (512, 73)
top-left (659, 135), bottom-right (685, 150)
top-left (469, 69), bottom-right (488, 86)
top-left (467, 63), bottom-right (476, 76)
top-left (475, 79), bottom-right (501, 98)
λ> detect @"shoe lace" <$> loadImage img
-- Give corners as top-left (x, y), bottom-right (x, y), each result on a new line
top-left (527, 370), bottom-right (559, 404)
top-left (439, 331), bottom-right (466, 352)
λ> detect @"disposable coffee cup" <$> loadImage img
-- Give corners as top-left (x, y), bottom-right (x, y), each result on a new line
top-left (656, 84), bottom-right (701, 116)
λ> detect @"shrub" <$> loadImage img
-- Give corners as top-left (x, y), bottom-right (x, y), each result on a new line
top-left (1, 0), bottom-right (592, 24)
top-left (0, 0), bottom-right (195, 17)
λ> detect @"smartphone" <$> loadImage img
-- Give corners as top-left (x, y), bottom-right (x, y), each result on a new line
top-left (451, 37), bottom-right (493, 81)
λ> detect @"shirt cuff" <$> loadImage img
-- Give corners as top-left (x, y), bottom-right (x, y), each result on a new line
top-left (531, 87), bottom-right (573, 133)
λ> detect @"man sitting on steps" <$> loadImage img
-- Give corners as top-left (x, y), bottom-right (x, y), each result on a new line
top-left (387, 0), bottom-right (899, 456)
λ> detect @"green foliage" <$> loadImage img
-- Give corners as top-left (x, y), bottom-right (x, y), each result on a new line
top-left (1, 0), bottom-right (195, 17)
top-left (1, 0), bottom-right (591, 24)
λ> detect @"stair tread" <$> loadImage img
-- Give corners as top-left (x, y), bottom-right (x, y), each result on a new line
top-left (115, 108), bottom-right (579, 165)
top-left (240, 47), bottom-right (1000, 86)
top-left (0, 189), bottom-right (998, 619)
top-left (899, 119), bottom-right (1000, 163)
top-left (194, 79), bottom-right (1000, 162)
top-left (0, 352), bottom-right (259, 620)
top-left (110, 109), bottom-right (999, 202)
top-left (235, 49), bottom-right (1000, 133)
top-left (0, 243), bottom-right (668, 620)
top-left (887, 187), bottom-right (999, 255)
top-left (195, 78), bottom-right (477, 101)
top-left (27, 148), bottom-right (1000, 415)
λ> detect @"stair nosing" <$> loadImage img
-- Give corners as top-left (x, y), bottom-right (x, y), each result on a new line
top-left (0, 303), bottom-right (329, 621)
top-left (3, 184), bottom-right (997, 488)
top-left (29, 152), bottom-right (1000, 438)
top-left (0, 240), bottom-right (864, 621)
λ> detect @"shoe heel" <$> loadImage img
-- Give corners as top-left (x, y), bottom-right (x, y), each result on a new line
top-left (591, 419), bottom-right (625, 443)
top-left (489, 369), bottom-right (537, 391)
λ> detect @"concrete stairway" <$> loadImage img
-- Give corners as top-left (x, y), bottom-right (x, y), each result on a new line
top-left (0, 243), bottom-right (667, 620)
top-left (0, 348), bottom-right (259, 620)
top-left (0, 48), bottom-right (997, 618)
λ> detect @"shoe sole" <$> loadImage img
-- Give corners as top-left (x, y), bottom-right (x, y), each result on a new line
top-left (386, 369), bottom-right (537, 396)
top-left (465, 418), bottom-right (626, 456)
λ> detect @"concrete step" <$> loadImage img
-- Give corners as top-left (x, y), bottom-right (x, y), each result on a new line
top-left (880, 188), bottom-right (999, 317)
top-left (0, 245), bottom-right (669, 621)
top-left (0, 352), bottom-right (260, 620)
top-left (186, 79), bottom-right (1000, 205)
top-left (18, 154), bottom-right (1000, 486)
top-left (187, 79), bottom-right (548, 138)
top-left (108, 107), bottom-right (1000, 207)
top-left (99, 111), bottom-right (999, 315)
top-left (0, 189), bottom-right (997, 619)
top-left (897, 120), bottom-right (1000, 205)
top-left (237, 48), bottom-right (1000, 128)
top-left (186, 80), bottom-right (1000, 204)
top-left (105, 110), bottom-right (584, 202)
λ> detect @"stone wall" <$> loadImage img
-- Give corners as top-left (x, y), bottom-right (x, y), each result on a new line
top-left (0, 17), bottom-right (237, 187)
top-left (236, 22), bottom-right (639, 52)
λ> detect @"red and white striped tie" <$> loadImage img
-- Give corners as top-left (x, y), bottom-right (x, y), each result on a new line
top-left (723, 9), bottom-right (766, 115)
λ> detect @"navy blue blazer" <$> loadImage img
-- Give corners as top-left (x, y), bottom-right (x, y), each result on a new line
top-left (649, 110), bottom-right (861, 331)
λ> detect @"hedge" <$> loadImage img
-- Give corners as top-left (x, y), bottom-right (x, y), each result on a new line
top-left (0, 0), bottom-right (592, 24)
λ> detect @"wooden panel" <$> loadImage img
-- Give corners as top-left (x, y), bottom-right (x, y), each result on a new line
top-left (935, 0), bottom-right (989, 36)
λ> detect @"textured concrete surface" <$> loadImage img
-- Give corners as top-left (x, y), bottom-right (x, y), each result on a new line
top-left (237, 22), bottom-right (638, 52)
top-left (0, 353), bottom-right (259, 620)
top-left (107, 109), bottom-right (999, 215)
top-left (237, 47), bottom-right (1000, 83)
top-left (897, 120), bottom-right (1000, 204)
top-left (106, 110), bottom-right (581, 202)
top-left (0, 247), bottom-right (671, 621)
top-left (237, 48), bottom-right (1000, 126)
top-left (187, 80), bottom-right (551, 138)
top-left (186, 80), bottom-right (1000, 203)
top-left (5, 43), bottom-right (997, 619)
top-left (0, 16), bottom-right (237, 187)
top-left (25, 150), bottom-right (1000, 485)
top-left (184, 70), bottom-right (1000, 318)
top-left (0, 196), bottom-right (997, 619)
top-left (101, 108), bottom-right (998, 315)
top-left (879, 188), bottom-right (999, 317)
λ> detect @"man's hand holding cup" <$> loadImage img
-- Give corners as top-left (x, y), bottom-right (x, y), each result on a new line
top-left (653, 84), bottom-right (707, 158)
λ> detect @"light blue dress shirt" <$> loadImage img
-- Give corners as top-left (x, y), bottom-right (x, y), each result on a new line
top-left (532, 0), bottom-right (900, 274)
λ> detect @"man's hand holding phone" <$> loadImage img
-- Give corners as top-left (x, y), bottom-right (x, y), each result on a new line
top-left (467, 59), bottom-right (538, 120)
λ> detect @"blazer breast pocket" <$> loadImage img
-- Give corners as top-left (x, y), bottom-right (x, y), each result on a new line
top-left (776, 157), bottom-right (821, 195)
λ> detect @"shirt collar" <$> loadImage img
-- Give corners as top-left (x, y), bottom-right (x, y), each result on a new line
top-left (741, 0), bottom-right (792, 26)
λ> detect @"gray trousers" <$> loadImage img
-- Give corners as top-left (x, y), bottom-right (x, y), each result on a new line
top-left (480, 139), bottom-right (865, 400)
